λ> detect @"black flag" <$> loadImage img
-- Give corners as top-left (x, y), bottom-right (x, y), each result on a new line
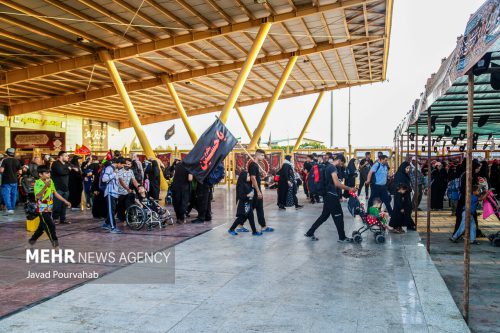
top-left (164, 124), bottom-right (175, 141)
top-left (182, 119), bottom-right (237, 183)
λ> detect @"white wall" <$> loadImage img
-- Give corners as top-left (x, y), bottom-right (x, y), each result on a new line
top-left (108, 122), bottom-right (134, 150)
top-left (65, 115), bottom-right (83, 151)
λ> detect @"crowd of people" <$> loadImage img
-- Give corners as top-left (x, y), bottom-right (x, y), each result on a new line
top-left (1, 146), bottom-right (498, 248)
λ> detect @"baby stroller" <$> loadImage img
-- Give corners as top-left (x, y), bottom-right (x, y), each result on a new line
top-left (347, 192), bottom-right (386, 244)
top-left (484, 190), bottom-right (500, 247)
top-left (126, 200), bottom-right (174, 231)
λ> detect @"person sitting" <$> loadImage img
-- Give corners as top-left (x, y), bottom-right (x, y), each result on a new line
top-left (450, 185), bottom-right (488, 245)
top-left (368, 198), bottom-right (395, 232)
top-left (134, 185), bottom-right (163, 215)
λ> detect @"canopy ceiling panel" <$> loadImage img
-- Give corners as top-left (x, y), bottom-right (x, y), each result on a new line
top-left (0, 0), bottom-right (393, 128)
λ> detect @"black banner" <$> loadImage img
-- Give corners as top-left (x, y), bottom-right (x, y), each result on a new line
top-left (182, 119), bottom-right (237, 183)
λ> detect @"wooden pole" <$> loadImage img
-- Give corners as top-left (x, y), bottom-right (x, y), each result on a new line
top-left (406, 131), bottom-right (410, 161)
top-left (426, 110), bottom-right (432, 253)
top-left (463, 72), bottom-right (474, 323)
top-left (414, 123), bottom-right (419, 227)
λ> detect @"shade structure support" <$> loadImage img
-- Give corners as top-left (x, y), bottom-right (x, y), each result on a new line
top-left (235, 106), bottom-right (254, 143)
top-left (98, 50), bottom-right (167, 189)
top-left (414, 122), bottom-right (419, 227)
top-left (426, 109), bottom-right (432, 253)
top-left (406, 131), bottom-right (410, 160)
top-left (219, 23), bottom-right (272, 124)
top-left (463, 72), bottom-right (474, 323)
top-left (292, 91), bottom-right (325, 152)
top-left (161, 75), bottom-right (198, 144)
top-left (248, 56), bottom-right (298, 150)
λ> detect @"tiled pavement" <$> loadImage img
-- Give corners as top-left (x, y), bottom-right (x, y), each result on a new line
top-left (416, 203), bottom-right (500, 333)
top-left (0, 189), bottom-right (473, 332)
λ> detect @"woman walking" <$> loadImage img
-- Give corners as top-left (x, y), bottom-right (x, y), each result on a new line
top-left (430, 162), bottom-right (446, 210)
top-left (389, 162), bottom-right (415, 231)
top-left (277, 155), bottom-right (301, 210)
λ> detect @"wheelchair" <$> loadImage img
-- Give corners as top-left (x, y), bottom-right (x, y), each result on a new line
top-left (126, 202), bottom-right (174, 231)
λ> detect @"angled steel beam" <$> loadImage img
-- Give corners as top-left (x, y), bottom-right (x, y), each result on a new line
top-left (219, 23), bottom-right (272, 123)
top-left (292, 91), bottom-right (325, 151)
top-left (161, 75), bottom-right (198, 144)
top-left (98, 50), bottom-right (155, 158)
top-left (235, 106), bottom-right (254, 141)
top-left (248, 56), bottom-right (298, 150)
top-left (0, 0), bottom-right (379, 86)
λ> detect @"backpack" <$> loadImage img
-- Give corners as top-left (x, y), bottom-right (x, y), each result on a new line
top-left (310, 163), bottom-right (327, 196)
top-left (447, 178), bottom-right (461, 201)
top-left (370, 162), bottom-right (382, 185)
top-left (98, 165), bottom-right (114, 192)
top-left (205, 163), bottom-right (225, 186)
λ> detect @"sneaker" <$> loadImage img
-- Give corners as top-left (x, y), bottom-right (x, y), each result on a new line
top-left (110, 228), bottom-right (123, 234)
top-left (252, 232), bottom-right (263, 236)
top-left (101, 223), bottom-right (111, 230)
top-left (471, 240), bottom-right (480, 245)
top-left (278, 206), bottom-right (286, 210)
top-left (304, 234), bottom-right (319, 241)
top-left (338, 238), bottom-right (353, 243)
top-left (449, 237), bottom-right (458, 243)
top-left (228, 230), bottom-right (238, 236)
top-left (53, 219), bottom-right (60, 225)
top-left (191, 218), bottom-right (204, 224)
top-left (7, 210), bottom-right (14, 215)
top-left (236, 227), bottom-right (250, 233)
top-left (261, 227), bottom-right (274, 232)
top-left (295, 205), bottom-right (303, 209)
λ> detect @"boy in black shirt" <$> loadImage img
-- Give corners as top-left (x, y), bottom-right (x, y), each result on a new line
top-left (246, 149), bottom-right (274, 233)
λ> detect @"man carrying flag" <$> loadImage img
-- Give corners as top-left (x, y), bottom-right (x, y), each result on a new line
top-left (182, 118), bottom-right (237, 223)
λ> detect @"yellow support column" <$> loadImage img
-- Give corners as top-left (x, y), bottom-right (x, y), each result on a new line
top-left (219, 23), bottom-right (272, 124)
top-left (98, 50), bottom-right (167, 189)
top-left (161, 75), bottom-right (198, 144)
top-left (235, 106), bottom-right (253, 141)
top-left (248, 56), bottom-right (298, 150)
top-left (292, 91), bottom-right (325, 152)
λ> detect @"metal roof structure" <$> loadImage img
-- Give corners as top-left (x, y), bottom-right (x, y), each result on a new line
top-left (394, 0), bottom-right (499, 145)
top-left (0, 0), bottom-right (393, 129)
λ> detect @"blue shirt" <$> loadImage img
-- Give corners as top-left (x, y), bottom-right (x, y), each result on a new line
top-left (464, 194), bottom-right (479, 214)
top-left (371, 162), bottom-right (388, 186)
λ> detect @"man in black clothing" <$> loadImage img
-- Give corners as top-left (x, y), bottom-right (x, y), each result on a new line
top-left (191, 180), bottom-right (211, 223)
top-left (51, 151), bottom-right (72, 224)
top-left (0, 148), bottom-right (21, 214)
top-left (248, 149), bottom-right (273, 232)
top-left (305, 153), bottom-right (355, 242)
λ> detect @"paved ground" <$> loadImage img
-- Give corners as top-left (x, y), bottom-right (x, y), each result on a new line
top-left (0, 188), bottom-right (470, 332)
top-left (417, 204), bottom-right (500, 333)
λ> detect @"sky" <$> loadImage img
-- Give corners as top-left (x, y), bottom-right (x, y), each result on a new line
top-left (135, 0), bottom-right (486, 151)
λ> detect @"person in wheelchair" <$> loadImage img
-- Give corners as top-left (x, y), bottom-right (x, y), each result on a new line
top-left (134, 185), bottom-right (168, 218)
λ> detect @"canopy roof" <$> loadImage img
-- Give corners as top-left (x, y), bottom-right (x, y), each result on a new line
top-left (0, 0), bottom-right (393, 129)
top-left (395, 0), bottom-right (499, 143)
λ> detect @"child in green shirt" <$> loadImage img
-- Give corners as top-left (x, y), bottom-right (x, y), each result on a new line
top-left (28, 165), bottom-right (71, 249)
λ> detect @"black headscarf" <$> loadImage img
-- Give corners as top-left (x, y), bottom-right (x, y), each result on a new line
top-left (393, 161), bottom-right (411, 191)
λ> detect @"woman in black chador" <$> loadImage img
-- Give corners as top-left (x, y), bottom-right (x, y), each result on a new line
top-left (68, 155), bottom-right (83, 209)
top-left (390, 162), bottom-right (415, 231)
top-left (430, 162), bottom-right (446, 209)
top-left (277, 155), bottom-right (300, 209)
top-left (148, 159), bottom-right (161, 200)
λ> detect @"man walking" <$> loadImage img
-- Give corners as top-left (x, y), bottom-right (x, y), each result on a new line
top-left (116, 158), bottom-right (139, 224)
top-left (305, 153), bottom-right (355, 242)
top-left (366, 154), bottom-right (393, 216)
top-left (102, 158), bottom-right (123, 233)
top-left (246, 149), bottom-right (274, 232)
top-left (50, 151), bottom-right (72, 224)
top-left (0, 148), bottom-right (21, 215)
